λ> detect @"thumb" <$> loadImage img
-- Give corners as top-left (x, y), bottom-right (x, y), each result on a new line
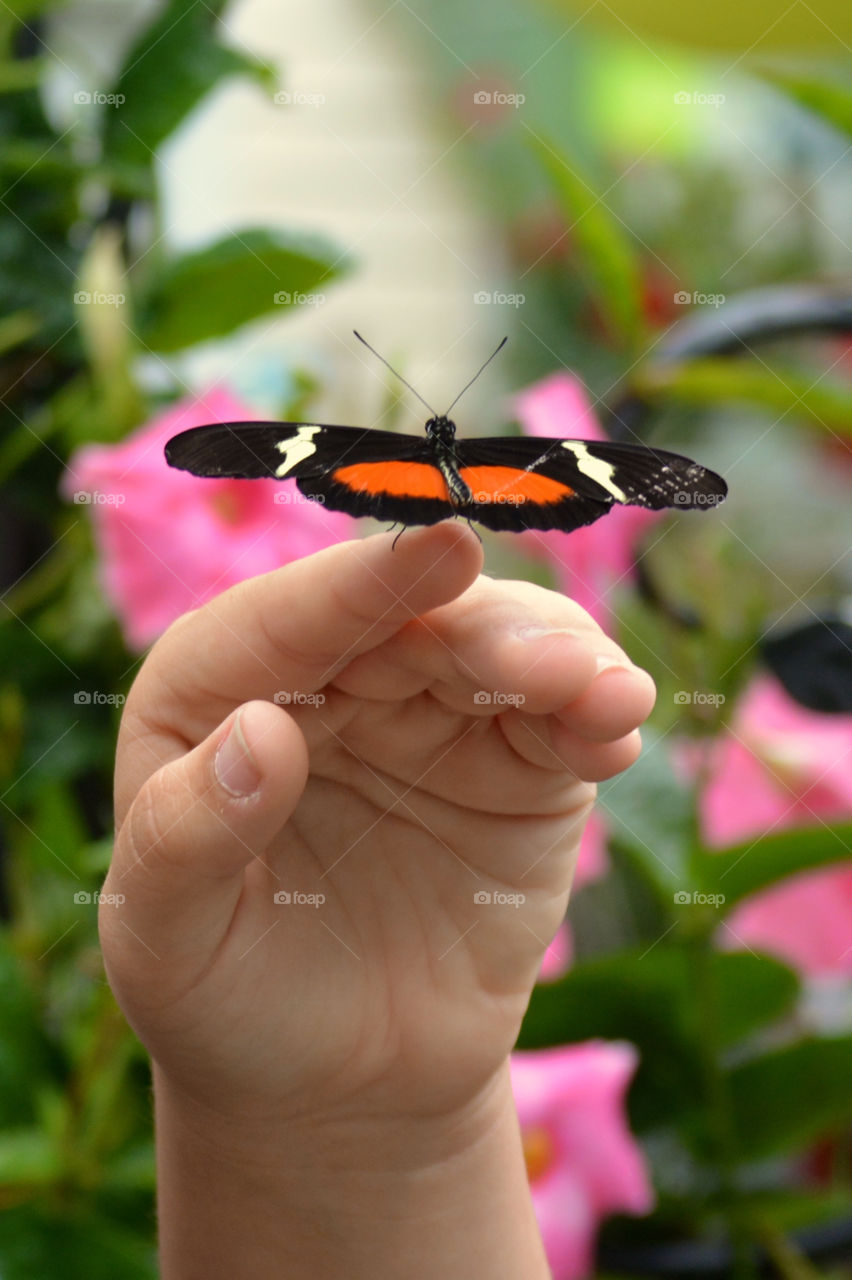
top-left (101, 700), bottom-right (308, 988)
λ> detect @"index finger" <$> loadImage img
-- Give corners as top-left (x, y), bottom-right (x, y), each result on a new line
top-left (127, 523), bottom-right (484, 744)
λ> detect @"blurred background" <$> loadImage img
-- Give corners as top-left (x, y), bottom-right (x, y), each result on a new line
top-left (2, 0), bottom-right (852, 1275)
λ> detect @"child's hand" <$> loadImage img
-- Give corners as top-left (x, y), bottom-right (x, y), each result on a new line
top-left (103, 524), bottom-right (654, 1124)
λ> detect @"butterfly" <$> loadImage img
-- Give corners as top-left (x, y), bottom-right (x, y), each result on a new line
top-left (164, 334), bottom-right (727, 534)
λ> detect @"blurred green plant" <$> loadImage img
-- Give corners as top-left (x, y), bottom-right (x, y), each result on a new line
top-left (0, 4), bottom-right (346, 1273)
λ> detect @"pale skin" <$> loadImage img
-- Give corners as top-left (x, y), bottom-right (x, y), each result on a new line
top-left (100, 523), bottom-right (656, 1278)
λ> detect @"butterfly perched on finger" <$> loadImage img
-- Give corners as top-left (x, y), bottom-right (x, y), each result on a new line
top-left (164, 334), bottom-right (727, 535)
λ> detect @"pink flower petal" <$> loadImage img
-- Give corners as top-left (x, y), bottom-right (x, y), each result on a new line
top-left (63, 388), bottom-right (353, 649)
top-left (540, 923), bottom-right (573, 981)
top-left (723, 868), bottom-right (852, 976)
top-left (512, 1041), bottom-right (654, 1279)
top-left (693, 675), bottom-right (852, 976)
top-left (575, 809), bottom-right (609, 888)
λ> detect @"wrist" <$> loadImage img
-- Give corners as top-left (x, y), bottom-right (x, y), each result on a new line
top-left (154, 1061), bottom-right (549, 1279)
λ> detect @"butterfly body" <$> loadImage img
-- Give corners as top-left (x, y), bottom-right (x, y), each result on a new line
top-left (165, 411), bottom-right (727, 535)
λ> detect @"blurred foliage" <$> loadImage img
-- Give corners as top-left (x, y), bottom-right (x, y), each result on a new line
top-left (1, 0), bottom-right (851, 1276)
top-left (0, 3), bottom-right (345, 1273)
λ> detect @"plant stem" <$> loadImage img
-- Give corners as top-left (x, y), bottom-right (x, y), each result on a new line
top-left (754, 1219), bottom-right (824, 1280)
top-left (686, 929), bottom-right (757, 1280)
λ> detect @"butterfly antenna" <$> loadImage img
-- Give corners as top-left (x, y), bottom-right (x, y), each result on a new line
top-left (353, 330), bottom-right (438, 418)
top-left (443, 336), bottom-right (508, 417)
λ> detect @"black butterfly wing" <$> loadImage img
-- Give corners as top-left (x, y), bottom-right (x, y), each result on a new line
top-left (165, 421), bottom-right (456, 525)
top-left (449, 435), bottom-right (727, 533)
top-left (164, 421), bottom-right (399, 479)
top-left (165, 421), bottom-right (727, 533)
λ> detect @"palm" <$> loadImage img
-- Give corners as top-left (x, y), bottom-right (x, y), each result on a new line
top-left (165, 671), bottom-right (594, 1115)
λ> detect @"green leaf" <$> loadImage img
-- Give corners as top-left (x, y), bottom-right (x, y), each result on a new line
top-left (0, 1129), bottom-right (60, 1186)
top-left (634, 357), bottom-right (852, 436)
top-left (528, 132), bottom-right (645, 348)
top-left (597, 730), bottom-right (694, 896)
top-left (0, 86), bottom-right (82, 349)
top-left (0, 311), bottom-right (39, 354)
top-left (519, 948), bottom-right (798, 1130)
top-left (761, 67), bottom-right (852, 140)
top-left (701, 822), bottom-right (852, 910)
top-left (0, 1206), bottom-right (156, 1280)
top-left (728, 1037), bottom-right (852, 1158)
top-left (103, 0), bottom-right (275, 168)
top-left (713, 951), bottom-right (799, 1046)
top-left (0, 939), bottom-right (56, 1126)
top-left (138, 229), bottom-right (347, 351)
top-left (100, 1140), bottom-right (156, 1193)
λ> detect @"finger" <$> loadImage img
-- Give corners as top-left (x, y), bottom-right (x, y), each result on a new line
top-left (102, 700), bottom-right (309, 989)
top-left (500, 714), bottom-right (644, 781)
top-left (334, 575), bottom-right (635, 715)
top-left (141, 524), bottom-right (483, 739)
top-left (555, 662), bottom-right (657, 742)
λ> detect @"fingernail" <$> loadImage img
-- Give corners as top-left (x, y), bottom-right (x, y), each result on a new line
top-left (595, 654), bottom-right (633, 675)
top-left (215, 710), bottom-right (261, 797)
top-left (516, 625), bottom-right (581, 641)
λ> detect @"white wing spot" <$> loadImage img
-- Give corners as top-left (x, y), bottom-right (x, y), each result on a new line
top-left (561, 441), bottom-right (627, 502)
top-left (275, 426), bottom-right (322, 477)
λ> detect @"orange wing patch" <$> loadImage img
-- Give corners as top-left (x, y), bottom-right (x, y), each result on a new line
top-left (333, 461), bottom-right (448, 500)
top-left (460, 466), bottom-right (574, 507)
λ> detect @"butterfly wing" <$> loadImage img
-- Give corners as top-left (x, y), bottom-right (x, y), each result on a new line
top-left (165, 422), bottom-right (727, 533)
top-left (450, 436), bottom-right (727, 533)
top-left (165, 421), bottom-right (458, 525)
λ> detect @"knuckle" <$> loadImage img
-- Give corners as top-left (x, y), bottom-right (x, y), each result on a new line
top-left (123, 762), bottom-right (193, 870)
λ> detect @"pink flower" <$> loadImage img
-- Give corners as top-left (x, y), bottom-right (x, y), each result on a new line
top-left (62, 388), bottom-right (352, 649)
top-left (699, 675), bottom-right (852, 975)
top-left (513, 373), bottom-right (659, 625)
top-left (512, 1041), bottom-right (654, 1280)
top-left (576, 809), bottom-right (608, 887)
top-left (540, 923), bottom-right (573, 980)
